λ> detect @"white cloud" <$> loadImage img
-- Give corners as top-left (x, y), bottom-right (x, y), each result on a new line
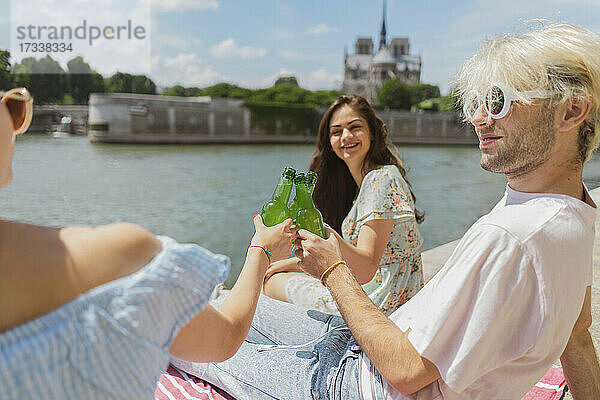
top-left (152, 0), bottom-right (218, 12)
top-left (302, 68), bottom-right (341, 90)
top-left (152, 52), bottom-right (219, 87)
top-left (10, 0), bottom-right (152, 75)
top-left (209, 38), bottom-right (267, 59)
top-left (306, 23), bottom-right (338, 36)
top-left (155, 32), bottom-right (202, 52)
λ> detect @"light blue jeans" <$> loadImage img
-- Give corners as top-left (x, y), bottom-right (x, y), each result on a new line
top-left (171, 294), bottom-right (386, 400)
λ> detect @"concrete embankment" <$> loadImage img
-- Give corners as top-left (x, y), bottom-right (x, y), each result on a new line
top-left (421, 187), bottom-right (600, 399)
top-left (87, 93), bottom-right (476, 145)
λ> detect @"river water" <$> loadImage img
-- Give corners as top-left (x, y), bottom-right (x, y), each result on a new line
top-left (4, 135), bottom-right (600, 287)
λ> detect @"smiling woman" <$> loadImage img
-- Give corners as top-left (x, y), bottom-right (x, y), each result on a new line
top-left (263, 95), bottom-right (426, 315)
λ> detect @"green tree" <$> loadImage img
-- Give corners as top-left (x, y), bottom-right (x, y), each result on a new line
top-left (377, 78), bottom-right (411, 110)
top-left (132, 74), bottom-right (156, 94)
top-left (271, 83), bottom-right (310, 103)
top-left (202, 82), bottom-right (251, 99)
top-left (67, 56), bottom-right (105, 104)
top-left (305, 89), bottom-right (343, 107)
top-left (12, 56), bottom-right (67, 103)
top-left (161, 81), bottom-right (341, 107)
top-left (246, 83), bottom-right (311, 105)
top-left (162, 84), bottom-right (187, 96)
top-left (413, 89), bottom-right (460, 113)
top-left (407, 83), bottom-right (440, 105)
top-left (105, 72), bottom-right (131, 92)
top-left (106, 72), bottom-right (156, 94)
top-left (274, 76), bottom-right (299, 86)
top-left (0, 50), bottom-right (12, 90)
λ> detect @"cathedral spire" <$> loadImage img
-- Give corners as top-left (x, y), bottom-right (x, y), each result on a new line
top-left (379, 0), bottom-right (387, 50)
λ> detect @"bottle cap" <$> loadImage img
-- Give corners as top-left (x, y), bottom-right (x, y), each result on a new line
top-left (306, 171), bottom-right (317, 185)
top-left (294, 172), bottom-right (306, 184)
top-left (283, 167), bottom-right (296, 179)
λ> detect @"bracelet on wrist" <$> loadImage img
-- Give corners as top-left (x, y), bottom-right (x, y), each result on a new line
top-left (248, 245), bottom-right (272, 264)
top-left (320, 260), bottom-right (347, 286)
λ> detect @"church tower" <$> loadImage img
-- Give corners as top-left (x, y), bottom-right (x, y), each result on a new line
top-left (342, 0), bottom-right (421, 103)
top-left (379, 0), bottom-right (387, 50)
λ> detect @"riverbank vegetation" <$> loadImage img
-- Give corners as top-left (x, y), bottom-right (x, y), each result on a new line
top-left (0, 51), bottom-right (456, 112)
top-left (377, 78), bottom-right (458, 112)
top-left (161, 77), bottom-right (343, 108)
top-left (0, 51), bottom-right (157, 104)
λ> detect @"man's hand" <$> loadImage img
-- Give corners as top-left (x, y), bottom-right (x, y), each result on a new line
top-left (293, 226), bottom-right (343, 279)
top-left (294, 225), bottom-right (441, 394)
top-left (250, 215), bottom-right (295, 263)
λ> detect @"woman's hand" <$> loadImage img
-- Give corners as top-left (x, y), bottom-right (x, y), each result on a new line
top-left (293, 226), bottom-right (344, 279)
top-left (250, 215), bottom-right (295, 263)
top-left (264, 257), bottom-right (302, 281)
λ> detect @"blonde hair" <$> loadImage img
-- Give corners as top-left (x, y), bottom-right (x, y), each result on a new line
top-left (454, 21), bottom-right (600, 162)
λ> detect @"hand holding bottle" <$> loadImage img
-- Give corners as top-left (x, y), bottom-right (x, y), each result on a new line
top-left (250, 214), bottom-right (295, 264)
top-left (294, 173), bottom-right (327, 239)
top-left (293, 226), bottom-right (344, 281)
top-left (261, 168), bottom-right (295, 226)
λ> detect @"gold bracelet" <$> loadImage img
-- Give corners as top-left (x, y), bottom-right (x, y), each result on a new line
top-left (320, 260), bottom-right (347, 286)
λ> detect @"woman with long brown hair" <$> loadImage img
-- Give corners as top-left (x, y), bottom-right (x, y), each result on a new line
top-left (263, 95), bottom-right (424, 315)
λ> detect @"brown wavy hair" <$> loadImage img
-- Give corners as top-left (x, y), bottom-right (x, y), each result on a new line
top-left (310, 95), bottom-right (424, 234)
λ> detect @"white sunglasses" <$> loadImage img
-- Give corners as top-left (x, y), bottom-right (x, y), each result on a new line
top-left (464, 83), bottom-right (550, 121)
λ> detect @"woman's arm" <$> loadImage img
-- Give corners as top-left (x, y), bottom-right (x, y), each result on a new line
top-left (0, 220), bottom-right (162, 332)
top-left (332, 219), bottom-right (394, 284)
top-left (169, 215), bottom-right (294, 362)
top-left (169, 247), bottom-right (270, 362)
top-left (264, 257), bottom-right (302, 281)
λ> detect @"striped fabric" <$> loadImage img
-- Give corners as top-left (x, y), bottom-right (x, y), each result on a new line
top-left (155, 364), bottom-right (235, 400)
top-left (0, 236), bottom-right (229, 400)
top-left (154, 363), bottom-right (566, 400)
top-left (521, 365), bottom-right (567, 400)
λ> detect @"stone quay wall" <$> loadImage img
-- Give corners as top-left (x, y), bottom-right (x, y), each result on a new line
top-left (31, 105), bottom-right (88, 134)
top-left (88, 93), bottom-right (476, 145)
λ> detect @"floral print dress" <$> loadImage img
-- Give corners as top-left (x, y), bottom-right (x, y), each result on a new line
top-left (285, 165), bottom-right (424, 315)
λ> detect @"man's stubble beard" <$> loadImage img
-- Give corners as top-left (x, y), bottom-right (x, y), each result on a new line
top-left (480, 109), bottom-right (556, 178)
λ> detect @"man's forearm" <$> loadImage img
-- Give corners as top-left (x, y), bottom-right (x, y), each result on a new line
top-left (324, 263), bottom-right (440, 394)
top-left (561, 329), bottom-right (600, 399)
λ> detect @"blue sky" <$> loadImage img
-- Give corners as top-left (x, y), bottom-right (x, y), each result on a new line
top-left (2, 0), bottom-right (600, 94)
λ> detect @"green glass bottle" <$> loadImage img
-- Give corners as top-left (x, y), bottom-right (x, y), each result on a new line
top-left (289, 171), bottom-right (317, 219)
top-left (261, 167), bottom-right (295, 227)
top-left (306, 171), bottom-right (317, 193)
top-left (295, 173), bottom-right (327, 239)
top-left (288, 172), bottom-right (304, 219)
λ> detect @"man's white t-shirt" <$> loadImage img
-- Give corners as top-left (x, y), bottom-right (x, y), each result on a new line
top-left (359, 185), bottom-right (596, 400)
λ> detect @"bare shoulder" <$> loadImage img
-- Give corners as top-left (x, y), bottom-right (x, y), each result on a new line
top-left (59, 222), bottom-right (163, 285)
top-left (0, 220), bottom-right (162, 332)
top-left (60, 222), bottom-right (162, 257)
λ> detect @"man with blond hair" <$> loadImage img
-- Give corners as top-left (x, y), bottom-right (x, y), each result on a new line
top-left (173, 22), bottom-right (600, 399)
